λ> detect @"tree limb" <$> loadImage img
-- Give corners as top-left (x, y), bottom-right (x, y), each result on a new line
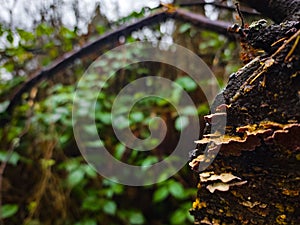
top-left (1, 11), bottom-right (168, 126)
top-left (172, 8), bottom-right (233, 37)
top-left (179, 0), bottom-right (260, 16)
top-left (1, 9), bottom-right (233, 126)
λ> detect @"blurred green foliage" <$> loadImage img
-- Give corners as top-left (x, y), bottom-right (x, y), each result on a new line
top-left (0, 2), bottom-right (241, 225)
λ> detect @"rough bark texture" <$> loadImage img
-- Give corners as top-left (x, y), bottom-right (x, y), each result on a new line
top-left (239, 0), bottom-right (300, 23)
top-left (190, 0), bottom-right (300, 224)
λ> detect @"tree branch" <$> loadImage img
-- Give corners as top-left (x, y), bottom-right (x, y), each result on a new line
top-left (179, 0), bottom-right (260, 16)
top-left (172, 8), bottom-right (233, 37)
top-left (1, 11), bottom-right (169, 126)
top-left (1, 9), bottom-right (234, 126)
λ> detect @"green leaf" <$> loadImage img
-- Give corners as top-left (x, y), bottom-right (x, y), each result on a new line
top-left (113, 115), bottom-right (129, 130)
top-left (1, 204), bottom-right (18, 219)
top-left (114, 143), bottom-right (126, 160)
top-left (59, 133), bottom-right (71, 145)
top-left (197, 103), bottom-right (209, 115)
top-left (60, 27), bottom-right (76, 39)
top-left (86, 140), bottom-right (104, 148)
top-left (36, 23), bottom-right (54, 36)
top-left (96, 25), bottom-right (106, 35)
top-left (175, 116), bottom-right (189, 131)
top-left (47, 113), bottom-right (62, 123)
top-left (0, 151), bottom-right (20, 166)
top-left (0, 101), bottom-right (9, 113)
top-left (153, 186), bottom-right (169, 202)
top-left (181, 202), bottom-right (195, 222)
top-left (83, 165), bottom-right (97, 178)
top-left (170, 87), bottom-right (182, 105)
top-left (111, 183), bottom-right (124, 195)
top-left (130, 111), bottom-right (144, 123)
top-left (137, 68), bottom-right (149, 74)
top-left (0, 24), bottom-right (3, 36)
top-left (97, 112), bottom-right (112, 125)
top-left (3, 61), bottom-right (14, 72)
top-left (175, 76), bottom-right (197, 92)
top-left (61, 159), bottom-right (80, 172)
top-left (6, 32), bottom-right (14, 43)
top-left (28, 201), bottom-right (37, 214)
top-left (67, 169), bottom-right (85, 188)
top-left (40, 159), bottom-right (55, 169)
top-left (141, 156), bottom-right (158, 167)
top-left (156, 98), bottom-right (169, 106)
top-left (17, 29), bottom-right (35, 42)
top-left (168, 181), bottom-right (185, 199)
top-left (82, 197), bottom-right (101, 211)
top-left (103, 200), bottom-right (117, 215)
top-left (181, 106), bottom-right (198, 116)
top-left (129, 212), bottom-right (145, 225)
top-left (179, 23), bottom-right (191, 34)
top-left (170, 209), bottom-right (186, 224)
top-left (82, 196), bottom-right (102, 211)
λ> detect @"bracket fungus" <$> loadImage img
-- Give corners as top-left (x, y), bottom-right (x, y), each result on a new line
top-left (190, 7), bottom-right (300, 224)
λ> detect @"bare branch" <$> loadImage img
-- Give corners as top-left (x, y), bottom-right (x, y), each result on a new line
top-left (1, 9), bottom-right (234, 126)
top-left (172, 8), bottom-right (233, 37)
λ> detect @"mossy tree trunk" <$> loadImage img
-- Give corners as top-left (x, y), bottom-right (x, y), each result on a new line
top-left (190, 0), bottom-right (300, 224)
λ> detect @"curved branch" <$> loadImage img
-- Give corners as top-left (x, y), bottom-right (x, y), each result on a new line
top-left (173, 8), bottom-right (233, 37)
top-left (1, 9), bottom-right (233, 126)
top-left (2, 11), bottom-right (169, 126)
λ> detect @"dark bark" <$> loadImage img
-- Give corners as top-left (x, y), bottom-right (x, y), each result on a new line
top-left (190, 1), bottom-right (300, 224)
top-left (239, 0), bottom-right (300, 23)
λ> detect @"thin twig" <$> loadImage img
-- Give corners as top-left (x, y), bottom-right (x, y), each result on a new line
top-left (271, 37), bottom-right (287, 47)
top-left (285, 34), bottom-right (300, 62)
top-left (271, 29), bottom-right (300, 59)
top-left (235, 2), bottom-right (245, 28)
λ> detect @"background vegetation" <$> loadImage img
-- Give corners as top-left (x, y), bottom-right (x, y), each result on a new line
top-left (0, 0), bottom-right (259, 224)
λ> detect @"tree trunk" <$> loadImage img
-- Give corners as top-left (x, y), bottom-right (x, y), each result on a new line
top-left (239, 0), bottom-right (300, 23)
top-left (190, 0), bottom-right (300, 224)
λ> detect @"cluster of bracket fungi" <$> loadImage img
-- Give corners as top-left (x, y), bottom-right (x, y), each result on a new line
top-left (190, 13), bottom-right (300, 172)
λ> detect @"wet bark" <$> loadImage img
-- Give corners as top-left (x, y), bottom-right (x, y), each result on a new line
top-left (239, 0), bottom-right (300, 23)
top-left (190, 0), bottom-right (300, 224)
